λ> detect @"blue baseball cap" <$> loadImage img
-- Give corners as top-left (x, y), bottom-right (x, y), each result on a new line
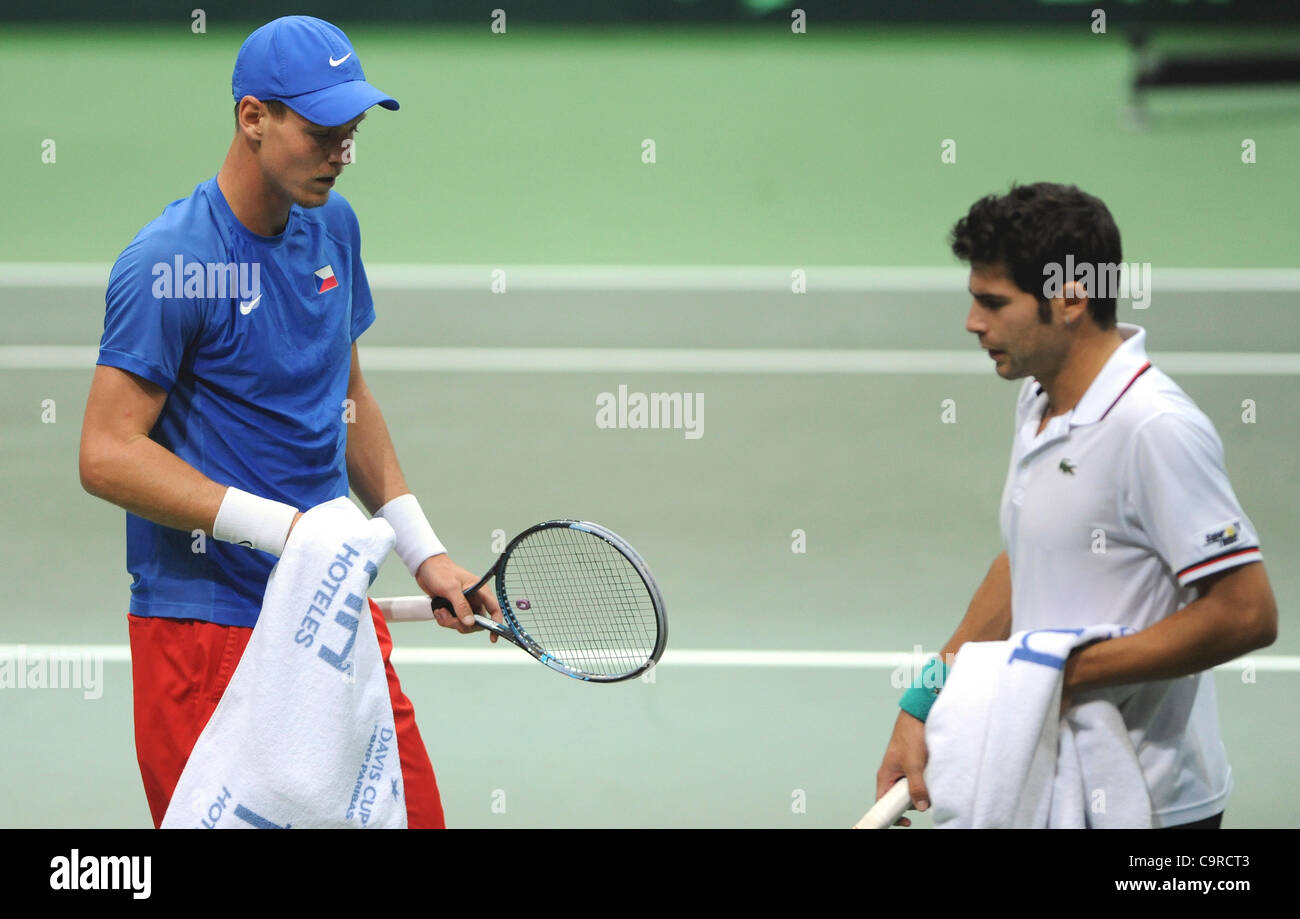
top-left (232, 16), bottom-right (399, 127)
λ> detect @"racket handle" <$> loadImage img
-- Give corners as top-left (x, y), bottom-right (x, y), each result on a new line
top-left (430, 595), bottom-right (497, 631)
top-left (854, 777), bottom-right (913, 829)
top-left (373, 595), bottom-right (496, 631)
top-left (374, 595), bottom-right (437, 622)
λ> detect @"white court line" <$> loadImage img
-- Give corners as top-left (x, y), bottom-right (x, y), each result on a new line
top-left (2, 263), bottom-right (1300, 291)
top-left (1, 644), bottom-right (1298, 672)
top-left (3, 345), bottom-right (1298, 375)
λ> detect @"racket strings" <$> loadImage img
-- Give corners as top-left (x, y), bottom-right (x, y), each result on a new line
top-left (502, 527), bottom-right (658, 678)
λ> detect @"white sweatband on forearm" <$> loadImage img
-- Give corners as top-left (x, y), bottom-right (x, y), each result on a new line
top-left (212, 486), bottom-right (299, 556)
top-left (374, 493), bottom-right (447, 575)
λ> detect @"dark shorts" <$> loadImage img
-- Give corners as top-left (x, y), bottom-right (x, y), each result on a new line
top-left (1159, 813), bottom-right (1223, 829)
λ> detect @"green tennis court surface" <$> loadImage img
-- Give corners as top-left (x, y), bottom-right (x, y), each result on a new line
top-left (2, 25), bottom-right (1298, 266)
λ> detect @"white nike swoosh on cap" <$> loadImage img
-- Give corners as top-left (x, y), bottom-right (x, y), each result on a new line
top-left (329, 52), bottom-right (352, 67)
top-left (239, 294), bottom-right (262, 315)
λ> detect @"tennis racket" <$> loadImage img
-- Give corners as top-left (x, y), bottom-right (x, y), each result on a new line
top-left (853, 778), bottom-right (912, 829)
top-left (374, 519), bottom-right (667, 683)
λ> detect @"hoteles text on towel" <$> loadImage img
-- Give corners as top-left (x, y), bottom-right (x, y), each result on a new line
top-left (162, 496), bottom-right (405, 828)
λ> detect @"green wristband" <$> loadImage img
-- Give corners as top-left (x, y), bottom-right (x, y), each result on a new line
top-left (898, 656), bottom-right (949, 722)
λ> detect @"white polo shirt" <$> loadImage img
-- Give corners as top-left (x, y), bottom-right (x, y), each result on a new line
top-left (1000, 323), bottom-right (1262, 826)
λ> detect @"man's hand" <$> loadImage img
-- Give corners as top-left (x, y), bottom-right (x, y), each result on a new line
top-left (876, 710), bottom-right (930, 827)
top-left (415, 554), bottom-right (505, 641)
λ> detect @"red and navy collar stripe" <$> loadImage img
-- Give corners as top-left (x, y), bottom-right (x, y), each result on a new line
top-left (1033, 361), bottom-right (1152, 415)
top-left (1099, 361), bottom-right (1152, 421)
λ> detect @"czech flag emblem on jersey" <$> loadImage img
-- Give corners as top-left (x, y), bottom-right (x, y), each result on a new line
top-left (314, 265), bottom-right (338, 293)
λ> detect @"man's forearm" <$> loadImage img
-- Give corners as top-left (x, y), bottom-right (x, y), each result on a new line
top-left (345, 380), bottom-right (410, 514)
top-left (81, 432), bottom-right (227, 534)
top-left (1065, 563), bottom-right (1277, 692)
top-left (941, 551), bottom-right (1013, 661)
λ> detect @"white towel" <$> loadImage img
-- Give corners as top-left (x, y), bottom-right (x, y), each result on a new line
top-left (161, 496), bottom-right (407, 829)
top-left (925, 625), bottom-right (1151, 828)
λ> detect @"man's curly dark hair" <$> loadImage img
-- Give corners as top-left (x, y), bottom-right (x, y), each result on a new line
top-left (949, 183), bottom-right (1122, 328)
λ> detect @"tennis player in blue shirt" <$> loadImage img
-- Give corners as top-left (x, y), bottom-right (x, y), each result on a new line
top-left (79, 16), bottom-right (500, 828)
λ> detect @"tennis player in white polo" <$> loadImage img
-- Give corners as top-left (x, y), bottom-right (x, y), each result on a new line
top-left (876, 182), bottom-right (1278, 828)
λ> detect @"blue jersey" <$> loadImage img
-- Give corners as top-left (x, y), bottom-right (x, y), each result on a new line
top-left (98, 176), bottom-right (376, 627)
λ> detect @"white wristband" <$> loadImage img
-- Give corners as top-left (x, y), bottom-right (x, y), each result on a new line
top-left (374, 493), bottom-right (447, 575)
top-left (213, 486), bottom-right (299, 556)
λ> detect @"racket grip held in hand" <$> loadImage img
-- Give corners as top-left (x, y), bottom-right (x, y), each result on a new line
top-left (428, 593), bottom-right (498, 633)
top-left (428, 570), bottom-right (494, 614)
top-left (854, 777), bottom-right (913, 829)
top-left (429, 593), bottom-right (471, 621)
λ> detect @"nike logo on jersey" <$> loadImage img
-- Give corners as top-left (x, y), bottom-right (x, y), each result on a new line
top-left (239, 293), bottom-right (262, 315)
top-left (329, 52), bottom-right (352, 67)
top-left (315, 265), bottom-right (339, 293)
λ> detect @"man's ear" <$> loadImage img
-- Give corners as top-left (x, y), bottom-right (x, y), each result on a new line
top-left (1060, 279), bottom-right (1090, 325)
top-left (235, 96), bottom-right (266, 141)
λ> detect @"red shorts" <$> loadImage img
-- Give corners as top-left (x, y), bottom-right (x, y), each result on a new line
top-left (128, 598), bottom-right (445, 828)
